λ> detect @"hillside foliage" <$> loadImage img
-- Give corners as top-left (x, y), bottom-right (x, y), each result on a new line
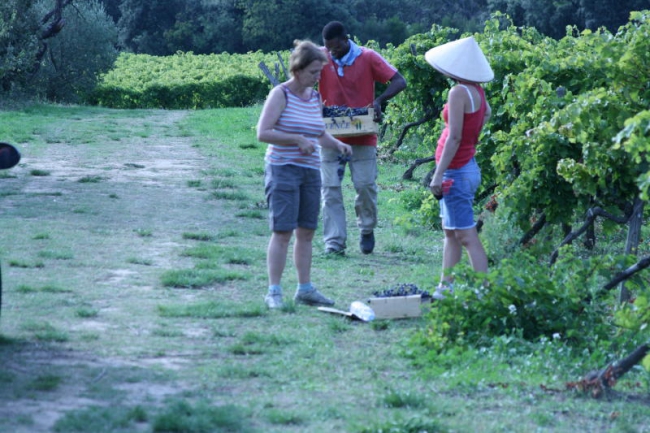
top-left (1, 0), bottom-right (646, 103)
top-left (106, 0), bottom-right (646, 54)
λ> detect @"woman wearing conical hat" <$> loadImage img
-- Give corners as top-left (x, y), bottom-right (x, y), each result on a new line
top-left (424, 36), bottom-right (493, 299)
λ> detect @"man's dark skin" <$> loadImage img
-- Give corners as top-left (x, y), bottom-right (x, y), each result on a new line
top-left (323, 35), bottom-right (407, 122)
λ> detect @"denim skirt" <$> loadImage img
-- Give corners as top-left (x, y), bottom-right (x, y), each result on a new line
top-left (439, 158), bottom-right (481, 230)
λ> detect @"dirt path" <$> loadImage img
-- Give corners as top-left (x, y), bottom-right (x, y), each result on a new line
top-left (0, 110), bottom-right (224, 432)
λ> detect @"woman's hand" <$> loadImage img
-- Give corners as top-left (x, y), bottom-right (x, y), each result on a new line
top-left (318, 131), bottom-right (352, 154)
top-left (298, 136), bottom-right (316, 155)
top-left (429, 172), bottom-right (443, 199)
top-left (337, 141), bottom-right (352, 156)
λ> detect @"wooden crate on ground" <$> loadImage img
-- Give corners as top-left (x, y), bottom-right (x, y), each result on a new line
top-left (323, 108), bottom-right (378, 137)
top-left (367, 294), bottom-right (423, 319)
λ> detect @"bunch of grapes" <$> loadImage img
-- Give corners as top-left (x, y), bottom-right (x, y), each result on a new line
top-left (372, 283), bottom-right (431, 300)
top-left (484, 194), bottom-right (498, 212)
top-left (322, 105), bottom-right (369, 118)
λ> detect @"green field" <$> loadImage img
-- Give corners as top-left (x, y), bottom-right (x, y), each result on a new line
top-left (0, 104), bottom-right (648, 433)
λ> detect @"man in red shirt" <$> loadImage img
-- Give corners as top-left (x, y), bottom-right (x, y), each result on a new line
top-left (319, 21), bottom-right (406, 255)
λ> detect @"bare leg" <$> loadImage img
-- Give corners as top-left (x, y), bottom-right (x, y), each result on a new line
top-left (455, 227), bottom-right (488, 273)
top-left (267, 230), bottom-right (292, 286)
top-left (441, 228), bottom-right (463, 283)
top-left (440, 226), bottom-right (488, 284)
top-left (293, 227), bottom-right (315, 284)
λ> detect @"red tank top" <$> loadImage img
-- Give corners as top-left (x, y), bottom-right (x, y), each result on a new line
top-left (435, 84), bottom-right (487, 169)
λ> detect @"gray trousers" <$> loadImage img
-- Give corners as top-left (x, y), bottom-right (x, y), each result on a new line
top-left (320, 145), bottom-right (378, 250)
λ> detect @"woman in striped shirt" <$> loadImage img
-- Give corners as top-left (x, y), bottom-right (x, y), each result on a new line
top-left (257, 40), bottom-right (352, 309)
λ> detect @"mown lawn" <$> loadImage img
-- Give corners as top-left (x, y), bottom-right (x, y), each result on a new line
top-left (0, 104), bottom-right (648, 433)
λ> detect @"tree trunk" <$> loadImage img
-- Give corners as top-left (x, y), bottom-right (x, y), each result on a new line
top-left (584, 221), bottom-right (595, 249)
top-left (620, 196), bottom-right (644, 303)
top-left (568, 343), bottom-right (649, 398)
top-left (520, 212), bottom-right (546, 248)
top-left (29, 0), bottom-right (72, 78)
top-left (603, 255), bottom-right (650, 291)
top-left (389, 110), bottom-right (437, 156)
top-left (402, 155), bottom-right (435, 180)
top-left (550, 207), bottom-right (628, 265)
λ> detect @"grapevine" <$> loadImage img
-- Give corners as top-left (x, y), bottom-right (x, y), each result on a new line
top-left (89, 51), bottom-right (278, 109)
top-left (384, 11), bottom-right (650, 265)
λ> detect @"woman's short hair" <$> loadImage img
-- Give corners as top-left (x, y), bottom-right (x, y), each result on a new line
top-left (289, 39), bottom-right (327, 74)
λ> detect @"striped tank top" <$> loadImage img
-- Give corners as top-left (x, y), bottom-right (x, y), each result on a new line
top-left (264, 84), bottom-right (325, 170)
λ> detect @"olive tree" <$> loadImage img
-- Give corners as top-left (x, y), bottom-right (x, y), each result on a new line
top-left (32, 0), bottom-right (119, 102)
top-left (0, 0), bottom-right (41, 93)
top-left (1, 0), bottom-right (118, 102)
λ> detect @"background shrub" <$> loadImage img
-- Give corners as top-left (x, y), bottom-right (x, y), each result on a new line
top-left (0, 0), bottom-right (41, 93)
top-left (31, 0), bottom-right (119, 103)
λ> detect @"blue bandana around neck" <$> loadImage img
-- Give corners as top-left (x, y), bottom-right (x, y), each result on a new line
top-left (333, 40), bottom-right (362, 77)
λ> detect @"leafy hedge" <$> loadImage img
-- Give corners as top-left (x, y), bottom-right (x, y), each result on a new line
top-left (411, 249), bottom-right (624, 352)
top-left (87, 51), bottom-right (280, 109)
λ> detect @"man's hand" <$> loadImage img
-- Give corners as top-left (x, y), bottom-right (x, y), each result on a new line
top-left (372, 100), bottom-right (383, 123)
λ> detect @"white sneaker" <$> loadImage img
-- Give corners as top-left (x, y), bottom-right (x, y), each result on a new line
top-left (432, 283), bottom-right (454, 300)
top-left (264, 293), bottom-right (284, 309)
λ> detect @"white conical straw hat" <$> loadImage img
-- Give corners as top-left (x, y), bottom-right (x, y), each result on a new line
top-left (425, 36), bottom-right (494, 83)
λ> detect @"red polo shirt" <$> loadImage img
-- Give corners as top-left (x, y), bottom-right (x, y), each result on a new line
top-left (319, 47), bottom-right (397, 146)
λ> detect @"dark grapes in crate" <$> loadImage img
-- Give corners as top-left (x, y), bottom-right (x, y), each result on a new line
top-left (323, 105), bottom-right (369, 118)
top-left (372, 283), bottom-right (431, 300)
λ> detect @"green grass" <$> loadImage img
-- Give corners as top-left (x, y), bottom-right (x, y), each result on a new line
top-left (21, 322), bottom-right (69, 342)
top-left (8, 259), bottom-right (45, 268)
top-left (211, 177), bottom-right (237, 189)
top-left (125, 256), bottom-right (153, 266)
top-left (180, 244), bottom-right (261, 265)
top-left (0, 104), bottom-right (647, 433)
top-left (16, 284), bottom-right (72, 293)
top-left (133, 228), bottom-right (153, 237)
top-left (182, 232), bottom-right (218, 242)
top-left (158, 301), bottom-right (265, 319)
top-left (211, 190), bottom-right (250, 201)
top-left (75, 308), bottom-right (99, 318)
top-left (53, 405), bottom-right (150, 433)
top-left (77, 175), bottom-right (104, 183)
top-left (159, 268), bottom-right (249, 288)
top-left (151, 400), bottom-right (252, 433)
top-left (380, 389), bottom-right (428, 409)
top-left (37, 250), bottom-right (74, 260)
top-left (264, 408), bottom-right (305, 426)
top-left (28, 374), bottom-right (63, 392)
top-left (30, 169), bottom-right (51, 176)
top-left (235, 209), bottom-right (265, 219)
